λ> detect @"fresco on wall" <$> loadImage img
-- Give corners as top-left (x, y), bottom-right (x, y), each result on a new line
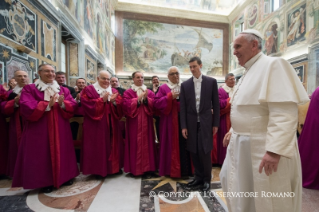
top-left (0, 0), bottom-right (36, 51)
top-left (41, 20), bottom-right (56, 62)
top-left (86, 59), bottom-right (96, 84)
top-left (123, 19), bottom-right (223, 75)
top-left (61, 0), bottom-right (83, 25)
top-left (264, 22), bottom-right (278, 55)
top-left (102, 0), bottom-right (110, 26)
top-left (84, 0), bottom-right (95, 41)
top-left (287, 3), bottom-right (306, 47)
top-left (247, 4), bottom-right (258, 28)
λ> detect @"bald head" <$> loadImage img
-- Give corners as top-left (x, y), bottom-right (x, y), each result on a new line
top-left (97, 70), bottom-right (111, 89)
top-left (14, 70), bottom-right (28, 87)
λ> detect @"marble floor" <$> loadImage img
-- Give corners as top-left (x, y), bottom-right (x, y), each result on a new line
top-left (0, 168), bottom-right (318, 212)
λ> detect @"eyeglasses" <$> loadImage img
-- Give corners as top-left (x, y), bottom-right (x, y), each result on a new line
top-left (169, 72), bottom-right (179, 76)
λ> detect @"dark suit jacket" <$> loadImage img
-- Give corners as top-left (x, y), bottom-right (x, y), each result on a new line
top-left (148, 85), bottom-right (160, 95)
top-left (180, 75), bottom-right (220, 154)
top-left (61, 84), bottom-right (76, 98)
top-left (116, 87), bottom-right (126, 96)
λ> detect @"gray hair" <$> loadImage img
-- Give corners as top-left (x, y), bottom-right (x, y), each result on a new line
top-left (111, 76), bottom-right (119, 81)
top-left (167, 66), bottom-right (179, 74)
top-left (225, 73), bottom-right (234, 81)
top-left (98, 70), bottom-right (111, 77)
top-left (240, 33), bottom-right (262, 50)
top-left (14, 70), bottom-right (28, 76)
top-left (38, 64), bottom-right (55, 72)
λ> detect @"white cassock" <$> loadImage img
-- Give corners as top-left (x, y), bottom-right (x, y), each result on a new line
top-left (220, 52), bottom-right (309, 212)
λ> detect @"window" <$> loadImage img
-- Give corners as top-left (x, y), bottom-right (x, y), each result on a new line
top-left (273, 0), bottom-right (280, 11)
top-left (61, 42), bottom-right (66, 73)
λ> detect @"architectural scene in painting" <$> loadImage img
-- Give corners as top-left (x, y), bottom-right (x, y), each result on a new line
top-left (0, 0), bottom-right (319, 212)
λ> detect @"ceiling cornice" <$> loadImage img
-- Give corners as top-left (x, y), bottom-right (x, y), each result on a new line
top-left (115, 2), bottom-right (229, 23)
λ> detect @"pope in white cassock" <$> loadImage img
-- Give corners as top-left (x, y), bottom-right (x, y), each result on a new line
top-left (220, 29), bottom-right (309, 212)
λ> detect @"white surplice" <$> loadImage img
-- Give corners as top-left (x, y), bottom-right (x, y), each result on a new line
top-left (220, 52), bottom-right (309, 212)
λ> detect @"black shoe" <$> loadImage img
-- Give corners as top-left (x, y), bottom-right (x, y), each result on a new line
top-left (127, 173), bottom-right (136, 178)
top-left (143, 172), bottom-right (159, 179)
top-left (95, 175), bottom-right (104, 180)
top-left (115, 169), bottom-right (123, 175)
top-left (187, 179), bottom-right (203, 187)
top-left (62, 179), bottom-right (74, 186)
top-left (201, 182), bottom-right (211, 192)
top-left (184, 179), bottom-right (203, 191)
top-left (41, 186), bottom-right (53, 193)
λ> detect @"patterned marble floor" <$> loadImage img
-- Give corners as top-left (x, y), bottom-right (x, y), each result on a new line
top-left (0, 168), bottom-right (318, 212)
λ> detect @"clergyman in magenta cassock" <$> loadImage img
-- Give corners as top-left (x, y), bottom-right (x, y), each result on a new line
top-left (80, 71), bottom-right (124, 176)
top-left (12, 65), bottom-right (79, 190)
top-left (154, 66), bottom-right (192, 178)
top-left (122, 71), bottom-right (158, 176)
top-left (0, 84), bottom-right (8, 176)
top-left (298, 86), bottom-right (319, 190)
top-left (1, 70), bottom-right (28, 177)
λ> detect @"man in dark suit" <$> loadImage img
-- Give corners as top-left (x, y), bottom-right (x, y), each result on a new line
top-left (148, 75), bottom-right (160, 94)
top-left (180, 57), bottom-right (220, 192)
top-left (55, 71), bottom-right (76, 98)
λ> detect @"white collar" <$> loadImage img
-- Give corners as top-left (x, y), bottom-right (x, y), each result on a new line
top-left (166, 79), bottom-right (181, 90)
top-left (193, 74), bottom-right (203, 82)
top-left (35, 79), bottom-right (60, 93)
top-left (13, 85), bottom-right (23, 94)
top-left (131, 84), bottom-right (147, 92)
top-left (93, 82), bottom-right (112, 95)
top-left (243, 52), bottom-right (263, 70)
top-left (222, 84), bottom-right (234, 93)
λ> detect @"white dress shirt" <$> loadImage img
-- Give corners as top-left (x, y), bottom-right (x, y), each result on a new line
top-left (193, 74), bottom-right (202, 122)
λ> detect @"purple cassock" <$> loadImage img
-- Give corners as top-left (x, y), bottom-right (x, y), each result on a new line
top-left (1, 90), bottom-right (26, 177)
top-left (12, 84), bottom-right (79, 189)
top-left (154, 84), bottom-right (192, 178)
top-left (0, 85), bottom-right (8, 175)
top-left (80, 85), bottom-right (124, 176)
top-left (298, 86), bottom-right (319, 190)
top-left (216, 87), bottom-right (231, 165)
top-left (122, 89), bottom-right (158, 176)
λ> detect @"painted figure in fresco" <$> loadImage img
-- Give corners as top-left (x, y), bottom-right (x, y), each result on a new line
top-left (264, 23), bottom-right (278, 55)
top-left (87, 61), bottom-right (94, 80)
top-left (84, 0), bottom-right (94, 38)
top-left (287, 8), bottom-right (305, 43)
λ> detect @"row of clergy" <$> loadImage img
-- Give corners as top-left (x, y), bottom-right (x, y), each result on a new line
top-left (0, 64), bottom-right (232, 193)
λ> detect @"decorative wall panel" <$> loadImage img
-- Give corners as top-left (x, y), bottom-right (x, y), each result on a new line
top-left (0, 0), bottom-right (36, 52)
top-left (69, 43), bottom-right (79, 76)
top-left (41, 20), bottom-right (56, 62)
